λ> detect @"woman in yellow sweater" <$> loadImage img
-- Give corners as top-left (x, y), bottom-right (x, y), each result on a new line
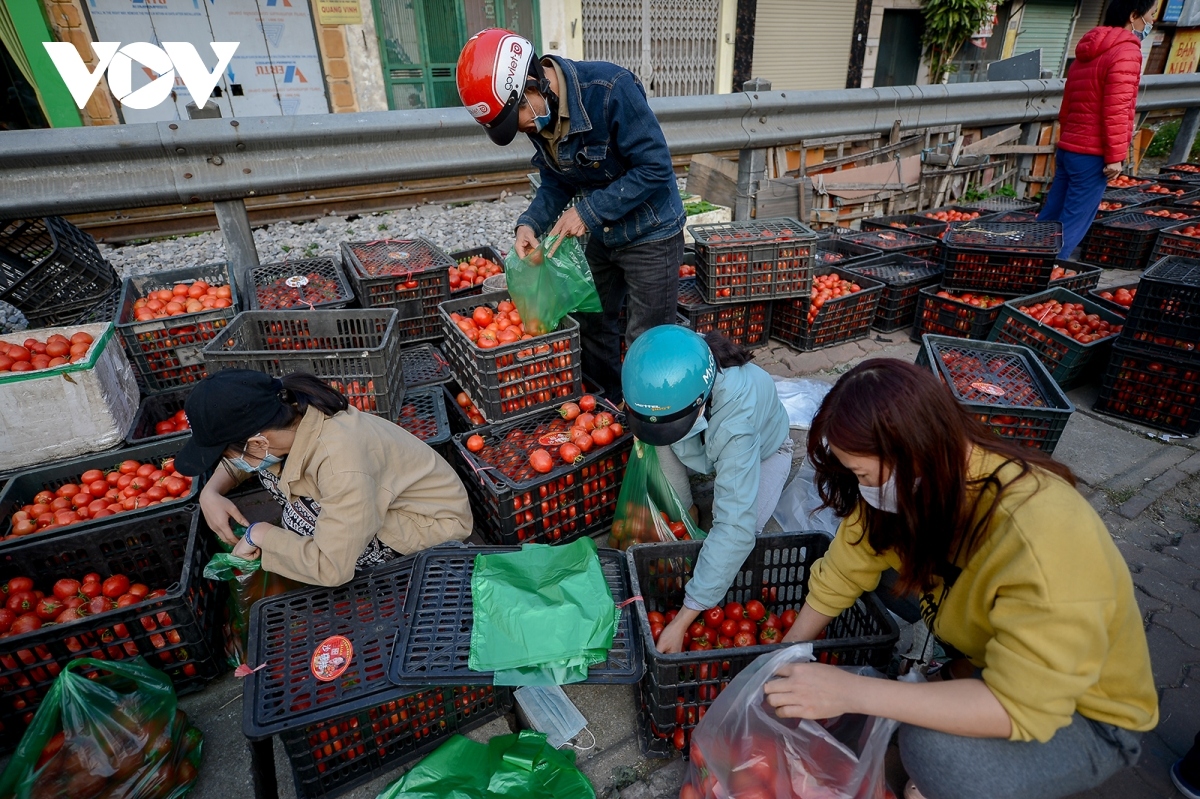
top-left (769, 359), bottom-right (1157, 799)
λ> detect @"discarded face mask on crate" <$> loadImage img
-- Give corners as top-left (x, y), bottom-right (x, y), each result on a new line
top-left (468, 537), bottom-right (618, 685)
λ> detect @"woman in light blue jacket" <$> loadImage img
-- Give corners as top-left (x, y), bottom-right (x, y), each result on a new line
top-left (622, 327), bottom-right (791, 653)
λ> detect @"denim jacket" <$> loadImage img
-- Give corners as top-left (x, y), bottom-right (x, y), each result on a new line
top-left (515, 57), bottom-right (685, 250)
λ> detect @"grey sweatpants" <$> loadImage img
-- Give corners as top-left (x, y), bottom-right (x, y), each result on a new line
top-left (657, 437), bottom-right (794, 533)
top-left (899, 713), bottom-right (1142, 799)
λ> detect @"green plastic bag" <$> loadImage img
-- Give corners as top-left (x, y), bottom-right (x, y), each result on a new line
top-left (469, 537), bottom-right (616, 686)
top-left (608, 439), bottom-right (707, 551)
top-left (375, 730), bottom-right (594, 799)
top-left (504, 235), bottom-right (602, 335)
top-left (0, 657), bottom-right (203, 799)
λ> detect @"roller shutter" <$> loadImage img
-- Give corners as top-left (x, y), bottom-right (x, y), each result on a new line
top-left (750, 0), bottom-right (856, 90)
top-left (1014, 0), bottom-right (1077, 78)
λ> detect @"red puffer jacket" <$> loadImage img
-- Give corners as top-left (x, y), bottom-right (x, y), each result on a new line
top-left (1057, 27), bottom-right (1144, 164)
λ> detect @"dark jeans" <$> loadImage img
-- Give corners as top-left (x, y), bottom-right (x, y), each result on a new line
top-left (579, 232), bottom-right (683, 400)
top-left (1038, 148), bottom-right (1108, 259)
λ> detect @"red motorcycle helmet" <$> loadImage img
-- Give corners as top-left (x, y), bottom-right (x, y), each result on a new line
top-left (457, 28), bottom-right (548, 145)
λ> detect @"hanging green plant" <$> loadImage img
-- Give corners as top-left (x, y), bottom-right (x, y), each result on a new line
top-left (921, 0), bottom-right (996, 84)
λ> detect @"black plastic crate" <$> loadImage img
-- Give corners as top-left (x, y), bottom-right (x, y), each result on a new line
top-left (115, 263), bottom-right (239, 394)
top-left (450, 400), bottom-right (632, 545)
top-left (629, 533), bottom-right (898, 743)
top-left (987, 210), bottom-right (1040, 224)
top-left (918, 205), bottom-right (996, 225)
top-left (847, 254), bottom-right (942, 332)
top-left (341, 239), bottom-right (454, 344)
top-left (1048, 260), bottom-right (1102, 293)
top-left (202, 309), bottom-right (406, 420)
top-left (1105, 174), bottom-right (1154, 190)
top-left (916, 335), bottom-right (1075, 452)
top-left (1119, 256), bottom-right (1200, 365)
top-left (1094, 343), bottom-right (1200, 436)
top-left (813, 238), bottom-right (879, 268)
top-left (0, 506), bottom-right (223, 751)
top-left (438, 290), bottom-right (582, 423)
top-left (0, 217), bottom-right (119, 329)
top-left (973, 196), bottom-right (1039, 213)
top-left (395, 385), bottom-right (451, 456)
top-left (690, 218), bottom-right (817, 303)
top-left (636, 681), bottom-right (675, 757)
top-left (1081, 208), bottom-right (1200, 271)
top-left (676, 279), bottom-right (770, 348)
top-left (443, 380), bottom-right (487, 434)
top-left (1160, 163), bottom-right (1200, 180)
top-left (911, 286), bottom-right (1015, 341)
top-left (126, 387), bottom-right (191, 445)
top-left (940, 222), bottom-right (1061, 293)
top-left (1088, 283), bottom-right (1139, 317)
top-left (398, 343), bottom-right (451, 387)
top-left (387, 545), bottom-right (643, 686)
top-left (1150, 219), bottom-right (1200, 262)
top-left (0, 438), bottom-right (201, 543)
top-left (1097, 187), bottom-right (1155, 217)
top-left (840, 228), bottom-right (939, 259)
top-left (860, 214), bottom-right (947, 239)
top-left (987, 288), bottom-right (1125, 390)
top-left (1138, 182), bottom-right (1200, 204)
top-left (248, 257), bottom-right (354, 311)
top-left (242, 556), bottom-right (509, 799)
top-left (448, 246), bottom-right (505, 297)
top-left (769, 267), bottom-right (884, 351)
top-left (70, 286), bottom-right (123, 326)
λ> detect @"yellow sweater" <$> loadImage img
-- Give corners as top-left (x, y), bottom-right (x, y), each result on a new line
top-left (806, 448), bottom-right (1158, 743)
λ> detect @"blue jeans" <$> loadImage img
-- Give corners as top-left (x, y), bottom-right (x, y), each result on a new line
top-left (1038, 148), bottom-right (1108, 259)
top-left (900, 712), bottom-right (1142, 799)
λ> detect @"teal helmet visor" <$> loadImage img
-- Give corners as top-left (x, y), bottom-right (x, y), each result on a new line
top-left (621, 325), bottom-right (716, 446)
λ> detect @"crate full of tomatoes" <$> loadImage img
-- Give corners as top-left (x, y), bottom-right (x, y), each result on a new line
top-left (448, 247), bottom-right (505, 296)
top-left (987, 289), bottom-right (1125, 390)
top-left (1047, 261), bottom-right (1102, 293)
top-left (0, 507), bottom-right (223, 751)
top-left (116, 263), bottom-right (239, 394)
top-left (813, 238), bottom-right (878, 268)
top-left (916, 335), bottom-right (1074, 453)
top-left (0, 440), bottom-right (200, 544)
top-left (846, 254), bottom-right (942, 332)
top-left (628, 533), bottom-right (898, 754)
top-left (769, 268), bottom-right (884, 351)
top-left (1117, 256), bottom-right (1200, 365)
top-left (341, 239), bottom-right (455, 344)
top-left (438, 290), bottom-right (582, 423)
top-left (911, 287), bottom-right (1014, 342)
top-left (859, 214), bottom-right (947, 239)
top-left (676, 280), bottom-right (770, 348)
top-left (202, 309), bottom-right (406, 420)
top-left (1089, 283), bottom-right (1138, 317)
top-left (126, 388), bottom-right (191, 445)
top-left (243, 556), bottom-right (511, 799)
top-left (0, 323), bottom-right (139, 472)
top-left (1151, 220), bottom-right (1200, 262)
top-left (688, 218), bottom-right (817, 304)
top-left (248, 257), bottom-right (354, 311)
top-left (1094, 344), bottom-right (1200, 436)
top-left (939, 222), bottom-right (1062, 294)
top-left (1161, 163), bottom-right (1200, 180)
top-left (839, 228), bottom-right (939, 259)
top-left (451, 395), bottom-right (631, 545)
top-left (1081, 207), bottom-right (1200, 271)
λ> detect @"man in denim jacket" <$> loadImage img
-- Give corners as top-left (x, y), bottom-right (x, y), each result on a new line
top-left (457, 28), bottom-right (685, 401)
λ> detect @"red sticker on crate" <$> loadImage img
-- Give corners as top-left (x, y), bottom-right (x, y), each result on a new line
top-left (285, 275), bottom-right (309, 288)
top-left (312, 635), bottom-right (353, 682)
top-left (537, 432), bottom-right (573, 447)
top-left (970, 381), bottom-right (1006, 397)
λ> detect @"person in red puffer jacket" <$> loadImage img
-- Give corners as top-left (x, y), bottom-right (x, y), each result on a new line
top-left (1038, 0), bottom-right (1153, 259)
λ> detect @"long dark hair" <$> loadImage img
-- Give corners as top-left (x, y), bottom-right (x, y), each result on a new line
top-left (704, 331), bottom-right (753, 369)
top-left (230, 372), bottom-right (348, 449)
top-left (807, 359), bottom-right (1075, 594)
top-left (1102, 0), bottom-right (1155, 27)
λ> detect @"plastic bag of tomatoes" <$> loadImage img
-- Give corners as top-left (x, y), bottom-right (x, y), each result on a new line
top-left (0, 657), bottom-right (203, 799)
top-left (503, 235), bottom-right (601, 335)
top-left (680, 645), bottom-right (901, 799)
top-left (608, 440), bottom-right (705, 551)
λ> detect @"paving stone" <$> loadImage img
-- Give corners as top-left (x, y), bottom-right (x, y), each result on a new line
top-left (1155, 675), bottom-right (1200, 756)
top-left (645, 759), bottom-right (686, 796)
top-left (1179, 451), bottom-right (1200, 475)
top-left (1120, 467), bottom-right (1190, 519)
top-left (1104, 447), bottom-right (1191, 493)
top-left (1053, 412), bottom-right (1167, 487)
top-left (1152, 609), bottom-right (1200, 652)
top-left (1143, 624), bottom-right (1200, 689)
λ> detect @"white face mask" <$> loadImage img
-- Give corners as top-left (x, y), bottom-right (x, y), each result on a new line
top-left (858, 472), bottom-right (900, 514)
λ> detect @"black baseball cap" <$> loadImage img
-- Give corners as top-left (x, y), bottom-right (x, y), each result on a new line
top-left (175, 369), bottom-right (289, 476)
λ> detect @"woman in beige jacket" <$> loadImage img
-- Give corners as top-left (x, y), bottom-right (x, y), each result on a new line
top-left (176, 369), bottom-right (472, 586)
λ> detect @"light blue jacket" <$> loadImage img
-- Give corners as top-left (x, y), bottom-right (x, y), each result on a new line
top-left (670, 363), bottom-right (790, 610)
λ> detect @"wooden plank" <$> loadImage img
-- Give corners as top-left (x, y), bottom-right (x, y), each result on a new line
top-left (961, 124), bottom-right (1023, 155)
top-left (986, 145), bottom-right (1057, 155)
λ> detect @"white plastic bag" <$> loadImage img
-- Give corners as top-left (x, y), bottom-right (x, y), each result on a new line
top-left (772, 377), bottom-right (832, 431)
top-left (680, 644), bottom-right (901, 799)
top-left (772, 457), bottom-right (842, 536)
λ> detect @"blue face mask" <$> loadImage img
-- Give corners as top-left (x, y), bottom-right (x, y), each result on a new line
top-left (528, 94), bottom-right (552, 132)
top-left (229, 438), bottom-right (281, 473)
top-left (1134, 18), bottom-right (1153, 42)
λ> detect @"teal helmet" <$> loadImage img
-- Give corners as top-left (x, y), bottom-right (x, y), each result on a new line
top-left (622, 326), bottom-right (717, 446)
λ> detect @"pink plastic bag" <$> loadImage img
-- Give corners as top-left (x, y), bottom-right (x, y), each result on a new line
top-left (680, 644), bottom-right (900, 799)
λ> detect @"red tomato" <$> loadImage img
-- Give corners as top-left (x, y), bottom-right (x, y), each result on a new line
top-left (10, 614), bottom-right (41, 635)
top-left (725, 601), bottom-right (745, 620)
top-left (0, 609), bottom-right (14, 633)
top-left (35, 598), bottom-right (62, 621)
top-left (575, 413), bottom-right (596, 431)
top-left (608, 422), bottom-right (624, 438)
top-left (472, 306), bottom-right (494, 327)
top-left (646, 611), bottom-right (665, 626)
top-left (745, 600), bottom-right (766, 621)
top-left (758, 626), bottom-right (781, 645)
top-left (529, 449), bottom-right (554, 474)
top-left (703, 607), bottom-right (724, 629)
top-left (591, 426), bottom-right (614, 447)
top-left (578, 394), bottom-right (597, 413)
top-left (7, 592), bottom-right (36, 614)
top-left (559, 402), bottom-right (581, 421)
top-left (594, 412), bottom-right (615, 428)
top-left (52, 579), bottom-right (80, 600)
top-left (80, 581), bottom-right (102, 599)
top-left (102, 575), bottom-right (131, 599)
top-left (118, 459), bottom-right (141, 475)
top-left (558, 442), bottom-right (582, 464)
top-left (719, 619), bottom-right (739, 638)
top-left (163, 476), bottom-right (188, 497)
top-left (88, 596), bottom-right (110, 616)
top-left (687, 622), bottom-right (708, 640)
top-left (733, 631), bottom-right (756, 648)
top-left (466, 435), bottom-right (485, 453)
top-left (780, 608), bottom-right (798, 630)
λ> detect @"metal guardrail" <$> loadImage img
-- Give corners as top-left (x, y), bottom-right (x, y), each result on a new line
top-left (3, 74), bottom-right (1200, 220)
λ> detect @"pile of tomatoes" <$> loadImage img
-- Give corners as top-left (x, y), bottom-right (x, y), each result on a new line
top-left (450, 255), bottom-right (503, 292)
top-left (464, 396), bottom-right (625, 478)
top-left (1171, 223), bottom-right (1200, 239)
top-left (450, 300), bottom-right (532, 348)
top-left (131, 281), bottom-right (233, 321)
top-left (1015, 300), bottom-right (1121, 345)
top-left (152, 409), bottom-right (191, 437)
top-left (1097, 200), bottom-right (1128, 212)
top-left (924, 209), bottom-right (982, 222)
top-left (932, 289), bottom-right (1006, 309)
top-left (0, 573), bottom-right (171, 638)
top-left (1107, 175), bottom-right (1149, 189)
top-left (1095, 286), bottom-right (1137, 308)
top-left (255, 272), bottom-right (344, 309)
top-left (1142, 208), bottom-right (1192, 220)
top-left (798, 274), bottom-right (863, 325)
top-left (649, 600), bottom-right (797, 652)
top-left (328, 379), bottom-right (379, 413)
top-left (1146, 184), bottom-right (1186, 196)
top-left (679, 262), bottom-right (696, 278)
top-left (1049, 265), bottom-right (1078, 281)
top-left (4, 458), bottom-right (193, 540)
top-left (1171, 164), bottom-right (1200, 174)
top-left (0, 330), bottom-right (95, 373)
top-left (453, 391), bottom-right (487, 426)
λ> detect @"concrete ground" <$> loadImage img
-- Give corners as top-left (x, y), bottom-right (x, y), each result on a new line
top-left (134, 269), bottom-right (1200, 799)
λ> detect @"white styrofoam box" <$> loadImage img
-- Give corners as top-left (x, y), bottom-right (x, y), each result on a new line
top-left (683, 207), bottom-right (733, 245)
top-left (0, 322), bottom-right (140, 471)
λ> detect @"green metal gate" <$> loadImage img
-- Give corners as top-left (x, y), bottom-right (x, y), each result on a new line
top-left (374, 0), bottom-right (541, 110)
